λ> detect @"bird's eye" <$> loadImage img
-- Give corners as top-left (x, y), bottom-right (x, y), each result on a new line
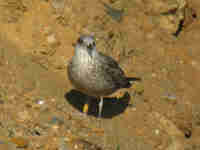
top-left (77, 38), bottom-right (83, 44)
top-left (92, 41), bottom-right (96, 46)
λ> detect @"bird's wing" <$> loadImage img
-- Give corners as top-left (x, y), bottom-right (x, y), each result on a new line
top-left (98, 53), bottom-right (130, 88)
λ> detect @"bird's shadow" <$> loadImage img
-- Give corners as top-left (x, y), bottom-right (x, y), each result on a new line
top-left (64, 90), bottom-right (131, 118)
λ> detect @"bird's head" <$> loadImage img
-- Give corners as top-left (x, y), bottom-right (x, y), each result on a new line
top-left (75, 35), bottom-right (96, 55)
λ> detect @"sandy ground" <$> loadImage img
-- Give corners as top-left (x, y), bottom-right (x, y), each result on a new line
top-left (0, 0), bottom-right (200, 150)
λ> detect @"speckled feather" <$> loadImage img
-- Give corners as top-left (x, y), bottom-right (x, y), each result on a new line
top-left (68, 35), bottom-right (135, 98)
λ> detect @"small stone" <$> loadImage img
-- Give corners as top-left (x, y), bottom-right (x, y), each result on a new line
top-left (179, 60), bottom-right (184, 64)
top-left (155, 129), bottom-right (160, 135)
top-left (146, 32), bottom-right (155, 39)
top-left (34, 99), bottom-right (46, 108)
top-left (42, 26), bottom-right (52, 35)
top-left (51, 0), bottom-right (66, 10)
top-left (72, 139), bottom-right (102, 150)
top-left (162, 93), bottom-right (176, 101)
top-left (37, 99), bottom-right (45, 105)
top-left (74, 144), bottom-right (78, 149)
top-left (17, 110), bottom-right (31, 122)
top-left (58, 138), bottom-right (69, 150)
top-left (132, 82), bottom-right (144, 95)
top-left (49, 116), bottom-right (64, 126)
top-left (152, 73), bottom-right (157, 78)
top-left (47, 34), bottom-right (57, 45)
top-left (10, 137), bottom-right (29, 148)
top-left (191, 60), bottom-right (197, 66)
top-left (191, 60), bottom-right (200, 70)
top-left (91, 128), bottom-right (104, 134)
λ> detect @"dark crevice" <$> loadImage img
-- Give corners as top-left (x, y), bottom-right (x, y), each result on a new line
top-left (173, 19), bottom-right (184, 37)
top-left (184, 129), bottom-right (192, 139)
top-left (192, 12), bottom-right (197, 18)
top-left (173, 8), bottom-right (197, 37)
top-left (33, 130), bottom-right (41, 136)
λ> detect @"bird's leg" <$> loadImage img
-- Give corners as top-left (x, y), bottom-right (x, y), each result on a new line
top-left (83, 98), bottom-right (90, 116)
top-left (98, 97), bottom-right (104, 118)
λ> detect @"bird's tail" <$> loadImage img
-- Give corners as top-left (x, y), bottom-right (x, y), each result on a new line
top-left (125, 77), bottom-right (141, 88)
top-left (127, 77), bottom-right (141, 82)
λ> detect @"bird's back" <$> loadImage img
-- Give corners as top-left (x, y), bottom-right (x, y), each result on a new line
top-left (96, 52), bottom-right (132, 89)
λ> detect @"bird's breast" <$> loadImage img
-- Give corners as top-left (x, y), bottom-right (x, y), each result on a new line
top-left (70, 51), bottom-right (96, 82)
top-left (68, 52), bottom-right (118, 96)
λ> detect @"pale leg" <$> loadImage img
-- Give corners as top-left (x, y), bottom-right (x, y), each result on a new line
top-left (98, 97), bottom-right (104, 118)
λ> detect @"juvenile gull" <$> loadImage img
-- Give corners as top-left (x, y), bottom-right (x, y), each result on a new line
top-left (67, 35), bottom-right (140, 117)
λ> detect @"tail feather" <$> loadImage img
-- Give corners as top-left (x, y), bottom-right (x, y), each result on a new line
top-left (121, 77), bottom-right (141, 88)
top-left (127, 77), bottom-right (141, 82)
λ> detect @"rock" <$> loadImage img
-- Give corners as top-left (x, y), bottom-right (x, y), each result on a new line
top-left (10, 137), bottom-right (29, 148)
top-left (145, 0), bottom-right (187, 34)
top-left (51, 0), bottom-right (66, 14)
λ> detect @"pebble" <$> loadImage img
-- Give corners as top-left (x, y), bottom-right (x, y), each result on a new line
top-left (51, 0), bottom-right (66, 14)
top-left (10, 137), bottom-right (29, 148)
top-left (74, 144), bottom-right (78, 149)
top-left (132, 82), bottom-right (144, 95)
top-left (191, 60), bottom-right (200, 70)
top-left (162, 93), bottom-right (177, 101)
top-left (152, 73), bottom-right (157, 78)
top-left (49, 116), bottom-right (64, 126)
top-left (155, 129), bottom-right (160, 135)
top-left (36, 99), bottom-right (45, 105)
top-left (102, 2), bottom-right (124, 22)
top-left (17, 110), bottom-right (31, 122)
top-left (47, 34), bottom-right (57, 45)
top-left (58, 138), bottom-right (69, 150)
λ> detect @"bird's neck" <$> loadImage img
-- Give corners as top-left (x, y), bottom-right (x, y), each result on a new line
top-left (74, 48), bottom-right (96, 65)
top-left (75, 46), bottom-right (97, 58)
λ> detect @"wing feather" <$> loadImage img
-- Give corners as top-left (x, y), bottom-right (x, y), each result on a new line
top-left (98, 53), bottom-right (130, 88)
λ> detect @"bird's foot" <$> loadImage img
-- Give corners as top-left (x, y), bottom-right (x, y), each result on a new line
top-left (83, 103), bottom-right (89, 115)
